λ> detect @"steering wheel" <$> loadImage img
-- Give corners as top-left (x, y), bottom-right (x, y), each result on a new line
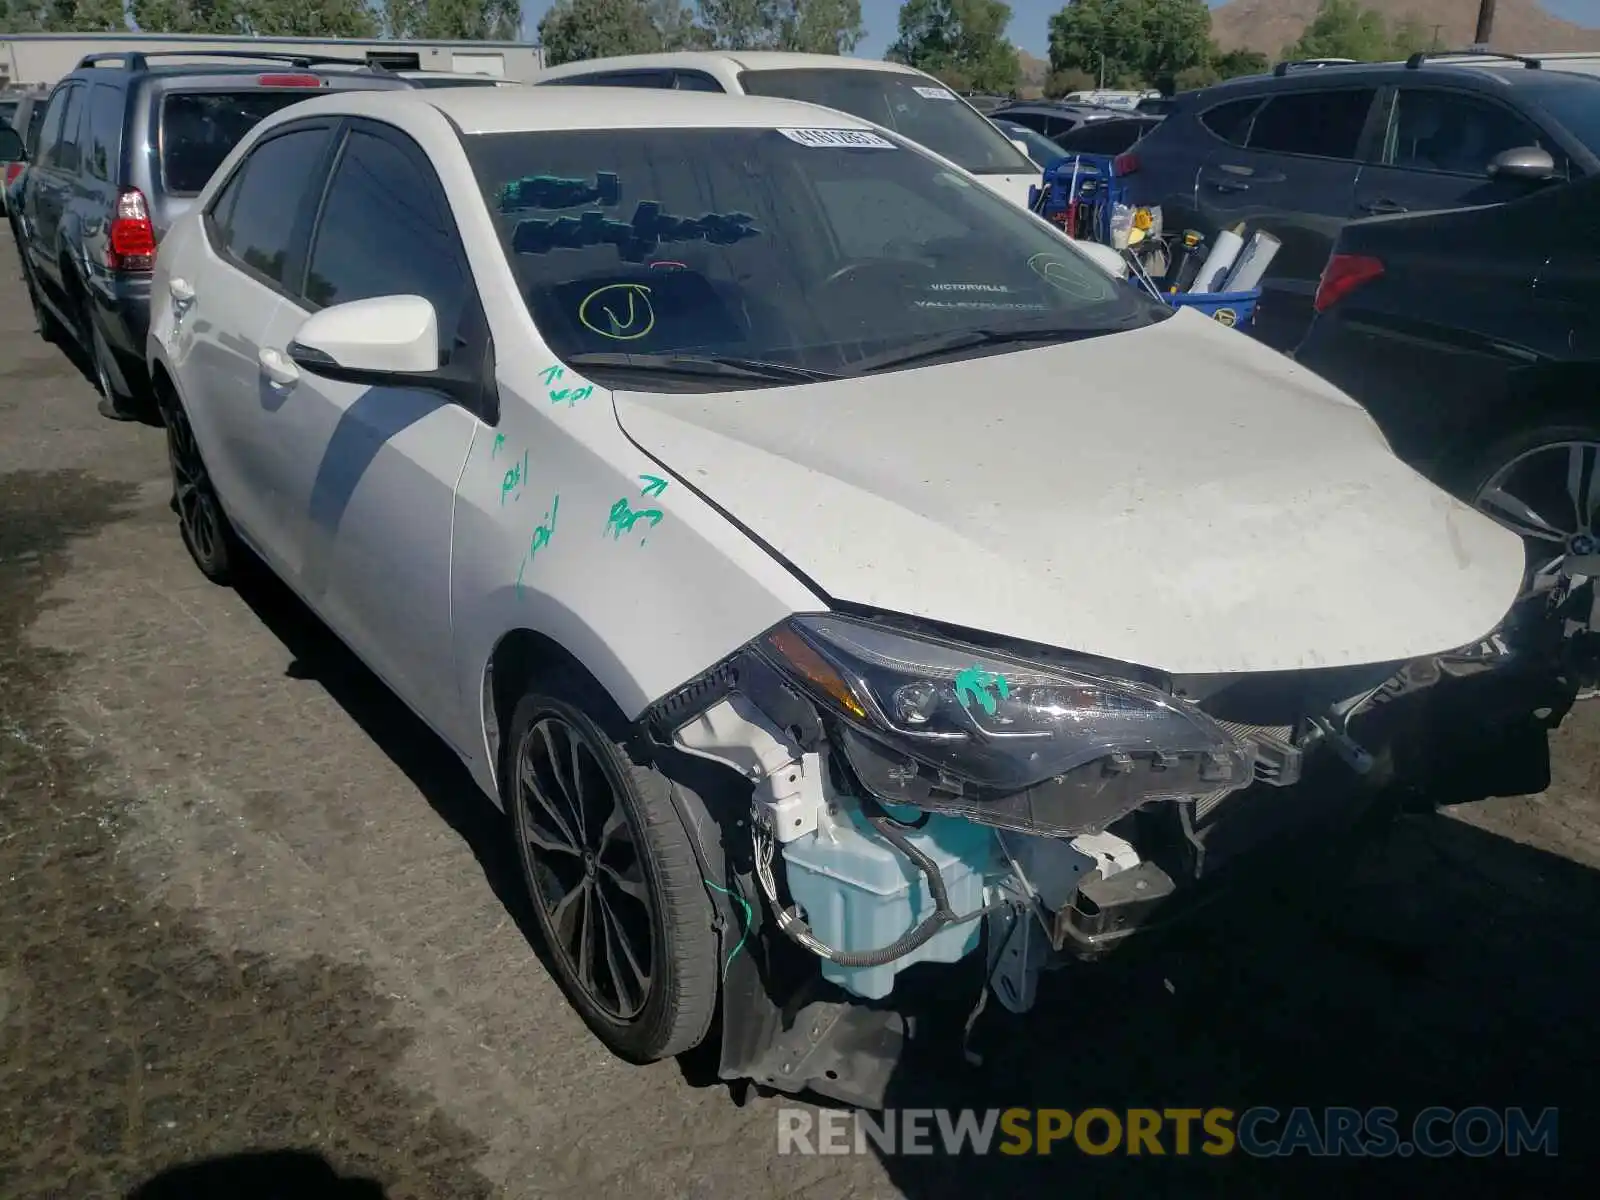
top-left (818, 257), bottom-right (937, 290)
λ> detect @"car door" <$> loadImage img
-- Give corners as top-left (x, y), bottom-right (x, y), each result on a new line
top-left (185, 119), bottom-right (339, 552)
top-left (253, 120), bottom-right (482, 733)
top-left (1351, 86), bottom-right (1571, 219)
top-left (1531, 176), bottom-right (1600, 365)
top-left (1197, 85), bottom-right (1380, 351)
top-left (25, 83), bottom-right (80, 304)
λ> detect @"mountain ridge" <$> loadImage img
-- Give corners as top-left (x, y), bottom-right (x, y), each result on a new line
top-left (1210, 0), bottom-right (1600, 57)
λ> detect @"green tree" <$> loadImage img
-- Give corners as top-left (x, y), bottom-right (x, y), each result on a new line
top-left (539, 0), bottom-right (662, 65)
top-left (698, 0), bottom-right (862, 53)
top-left (381, 0), bottom-right (520, 39)
top-left (1048, 0), bottom-right (1210, 91)
top-left (1043, 65), bottom-right (1095, 97)
top-left (1283, 0), bottom-right (1405, 62)
top-left (650, 0), bottom-right (711, 49)
top-left (887, 0), bottom-right (1020, 94)
top-left (3, 0), bottom-right (127, 29)
top-left (1215, 47), bottom-right (1267, 77)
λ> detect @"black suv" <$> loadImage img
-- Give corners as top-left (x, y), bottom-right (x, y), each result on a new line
top-left (1124, 51), bottom-right (1600, 351)
top-left (1294, 173), bottom-right (1600, 682)
top-left (6, 51), bottom-right (413, 419)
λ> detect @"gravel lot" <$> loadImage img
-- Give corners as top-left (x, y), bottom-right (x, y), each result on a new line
top-left (2, 234), bottom-right (1598, 1198)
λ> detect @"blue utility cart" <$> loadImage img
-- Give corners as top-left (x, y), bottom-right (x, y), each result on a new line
top-left (1029, 153), bottom-right (1263, 333)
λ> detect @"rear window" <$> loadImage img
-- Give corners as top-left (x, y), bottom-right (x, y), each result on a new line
top-left (160, 90), bottom-right (324, 195)
top-left (0, 100), bottom-right (17, 126)
top-left (737, 68), bottom-right (1036, 175)
top-left (466, 126), bottom-right (1167, 392)
top-left (405, 76), bottom-right (500, 88)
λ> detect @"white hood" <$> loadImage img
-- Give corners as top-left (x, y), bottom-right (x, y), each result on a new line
top-left (613, 309), bottom-right (1525, 676)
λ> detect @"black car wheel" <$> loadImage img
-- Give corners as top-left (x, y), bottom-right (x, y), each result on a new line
top-left (18, 250), bottom-right (61, 345)
top-left (160, 388), bottom-right (236, 584)
top-left (506, 668), bottom-right (718, 1063)
top-left (1458, 421), bottom-right (1600, 697)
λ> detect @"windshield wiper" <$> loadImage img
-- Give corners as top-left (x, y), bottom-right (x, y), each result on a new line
top-left (843, 325), bottom-right (1115, 374)
top-left (563, 351), bottom-right (839, 384)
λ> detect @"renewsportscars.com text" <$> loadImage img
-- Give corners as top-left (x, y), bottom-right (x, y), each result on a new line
top-left (777, 1106), bottom-right (1559, 1158)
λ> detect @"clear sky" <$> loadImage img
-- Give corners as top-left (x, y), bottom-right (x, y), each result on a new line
top-left (517, 1), bottom-right (1600, 59)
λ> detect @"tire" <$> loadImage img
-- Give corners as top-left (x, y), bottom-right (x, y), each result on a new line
top-left (157, 383), bottom-right (239, 585)
top-left (85, 302), bottom-right (140, 422)
top-left (1447, 416), bottom-right (1600, 697)
top-left (18, 249), bottom-right (62, 345)
top-left (505, 666), bottom-right (719, 1063)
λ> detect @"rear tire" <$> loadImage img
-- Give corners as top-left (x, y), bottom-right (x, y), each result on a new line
top-left (156, 383), bottom-right (239, 585)
top-left (504, 666), bottom-right (719, 1063)
top-left (18, 250), bottom-right (61, 345)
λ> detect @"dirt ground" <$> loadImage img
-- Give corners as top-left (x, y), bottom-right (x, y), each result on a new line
top-left (2, 234), bottom-right (1599, 1199)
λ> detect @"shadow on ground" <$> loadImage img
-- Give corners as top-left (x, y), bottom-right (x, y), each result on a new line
top-left (0, 471), bottom-right (491, 1197)
top-left (213, 501), bottom-right (1599, 1196)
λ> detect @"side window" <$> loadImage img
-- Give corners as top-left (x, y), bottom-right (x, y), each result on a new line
top-left (55, 84), bottom-right (85, 172)
top-left (303, 129), bottom-right (469, 352)
top-left (1247, 88), bottom-right (1377, 159)
top-left (1386, 90), bottom-right (1558, 177)
top-left (85, 84), bottom-right (122, 182)
top-left (34, 86), bottom-right (71, 168)
top-left (1198, 97), bottom-right (1263, 145)
top-left (216, 127), bottom-right (332, 287)
top-left (674, 71), bottom-right (724, 92)
top-left (812, 177), bottom-right (970, 260)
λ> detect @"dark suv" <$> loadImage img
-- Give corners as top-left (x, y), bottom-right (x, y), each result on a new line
top-left (1124, 51), bottom-right (1600, 351)
top-left (6, 51), bottom-right (413, 419)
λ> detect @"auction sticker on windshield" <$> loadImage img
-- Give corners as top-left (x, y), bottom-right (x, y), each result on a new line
top-left (778, 128), bottom-right (897, 149)
top-left (913, 86), bottom-right (956, 100)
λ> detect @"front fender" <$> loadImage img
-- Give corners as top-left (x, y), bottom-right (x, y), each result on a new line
top-left (448, 362), bottom-right (821, 796)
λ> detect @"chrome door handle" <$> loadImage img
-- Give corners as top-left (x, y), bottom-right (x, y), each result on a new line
top-left (257, 347), bottom-right (299, 386)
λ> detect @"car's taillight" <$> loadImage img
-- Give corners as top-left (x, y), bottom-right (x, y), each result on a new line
top-left (1314, 253), bottom-right (1384, 313)
top-left (107, 187), bottom-right (156, 273)
top-left (258, 74), bottom-right (324, 87)
top-left (3, 162), bottom-right (23, 187)
top-left (1112, 151), bottom-right (1140, 176)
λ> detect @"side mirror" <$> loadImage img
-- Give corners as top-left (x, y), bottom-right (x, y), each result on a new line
top-left (287, 294), bottom-right (441, 382)
top-left (0, 126), bottom-right (25, 162)
top-left (1487, 145), bottom-right (1556, 181)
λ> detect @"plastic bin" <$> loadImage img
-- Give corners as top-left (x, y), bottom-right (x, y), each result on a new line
top-left (1155, 287), bottom-right (1261, 331)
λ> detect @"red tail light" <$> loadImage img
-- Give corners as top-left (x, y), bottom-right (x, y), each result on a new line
top-left (3, 162), bottom-right (23, 187)
top-left (1112, 151), bottom-right (1140, 176)
top-left (108, 187), bottom-right (156, 273)
top-left (257, 74), bottom-right (324, 87)
top-left (1314, 253), bottom-right (1384, 313)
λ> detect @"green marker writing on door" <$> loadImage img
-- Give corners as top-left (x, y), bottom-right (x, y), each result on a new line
top-left (515, 494), bottom-right (560, 597)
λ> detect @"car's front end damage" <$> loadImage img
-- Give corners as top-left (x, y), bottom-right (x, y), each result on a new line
top-left (639, 610), bottom-right (1577, 1109)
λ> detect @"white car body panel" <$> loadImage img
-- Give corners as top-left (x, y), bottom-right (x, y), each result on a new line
top-left (146, 86), bottom-right (1524, 813)
top-left (613, 308), bottom-right (1525, 676)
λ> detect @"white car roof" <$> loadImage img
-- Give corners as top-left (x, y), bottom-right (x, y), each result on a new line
top-left (266, 86), bottom-right (885, 136)
top-left (534, 51), bottom-right (927, 80)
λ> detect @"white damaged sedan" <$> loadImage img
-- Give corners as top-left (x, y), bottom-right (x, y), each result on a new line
top-left (147, 86), bottom-right (1542, 1106)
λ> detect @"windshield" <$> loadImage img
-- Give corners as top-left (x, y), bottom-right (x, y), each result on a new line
top-left (736, 68), bottom-right (1036, 175)
top-left (1523, 76), bottom-right (1600, 158)
top-left (995, 121), bottom-right (1066, 165)
top-left (465, 126), bottom-right (1167, 392)
top-left (160, 89), bottom-right (329, 195)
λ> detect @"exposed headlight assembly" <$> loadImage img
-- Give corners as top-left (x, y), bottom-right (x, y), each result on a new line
top-left (758, 615), bottom-right (1253, 837)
